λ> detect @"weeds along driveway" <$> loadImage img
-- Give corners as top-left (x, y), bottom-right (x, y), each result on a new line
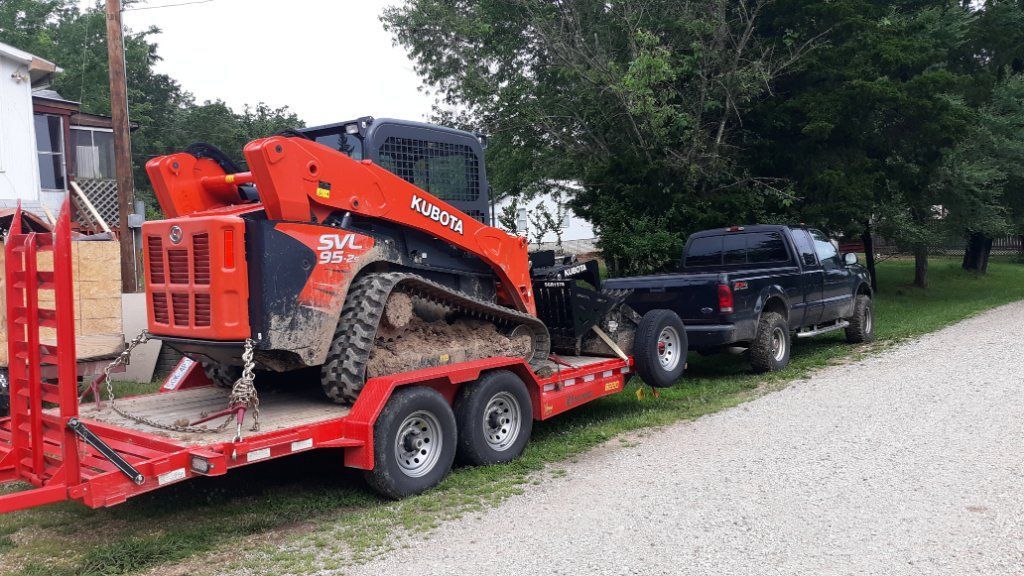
top-left (339, 301), bottom-right (1024, 576)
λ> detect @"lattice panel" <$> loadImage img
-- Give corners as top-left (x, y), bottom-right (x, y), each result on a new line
top-left (73, 178), bottom-right (119, 229)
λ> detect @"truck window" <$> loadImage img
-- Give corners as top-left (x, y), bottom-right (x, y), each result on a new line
top-left (746, 232), bottom-right (789, 264)
top-left (791, 230), bottom-right (819, 267)
top-left (723, 234), bottom-right (747, 265)
top-left (685, 231), bottom-right (790, 267)
top-left (810, 230), bottom-right (840, 268)
top-left (685, 236), bottom-right (723, 267)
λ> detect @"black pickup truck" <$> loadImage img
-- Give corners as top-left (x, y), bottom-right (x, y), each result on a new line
top-left (605, 225), bottom-right (874, 379)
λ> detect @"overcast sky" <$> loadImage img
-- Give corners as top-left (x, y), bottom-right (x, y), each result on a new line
top-left (104, 0), bottom-right (436, 126)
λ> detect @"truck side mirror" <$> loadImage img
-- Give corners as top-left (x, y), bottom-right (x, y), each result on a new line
top-left (843, 252), bottom-right (858, 266)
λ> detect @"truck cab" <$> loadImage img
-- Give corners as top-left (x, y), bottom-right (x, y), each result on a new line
top-left (604, 225), bottom-right (875, 372)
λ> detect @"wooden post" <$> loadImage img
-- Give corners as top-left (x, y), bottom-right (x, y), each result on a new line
top-left (105, 0), bottom-right (138, 293)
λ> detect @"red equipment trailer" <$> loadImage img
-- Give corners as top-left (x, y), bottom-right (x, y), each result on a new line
top-left (0, 202), bottom-right (634, 514)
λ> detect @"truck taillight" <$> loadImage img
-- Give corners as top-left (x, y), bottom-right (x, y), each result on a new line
top-left (718, 284), bottom-right (734, 313)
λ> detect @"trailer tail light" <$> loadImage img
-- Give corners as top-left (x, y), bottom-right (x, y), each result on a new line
top-left (718, 284), bottom-right (734, 313)
top-left (190, 455), bottom-right (213, 475)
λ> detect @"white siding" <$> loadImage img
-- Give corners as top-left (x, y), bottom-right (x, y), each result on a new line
top-left (0, 54), bottom-right (41, 206)
top-left (494, 191), bottom-right (597, 244)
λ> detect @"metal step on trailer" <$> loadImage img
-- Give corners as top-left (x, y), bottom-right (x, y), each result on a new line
top-left (796, 319), bottom-right (850, 338)
top-left (0, 202), bottom-right (634, 514)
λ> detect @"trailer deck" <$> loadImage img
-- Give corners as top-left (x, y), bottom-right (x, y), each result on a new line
top-left (0, 202), bottom-right (635, 514)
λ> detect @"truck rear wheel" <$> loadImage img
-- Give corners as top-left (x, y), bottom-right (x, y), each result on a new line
top-left (750, 312), bottom-right (790, 373)
top-left (845, 295), bottom-right (875, 343)
top-left (364, 386), bottom-right (457, 499)
top-left (634, 309), bottom-right (687, 388)
top-left (454, 370), bottom-right (532, 465)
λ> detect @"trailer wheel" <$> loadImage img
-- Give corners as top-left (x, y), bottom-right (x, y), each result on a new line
top-left (453, 370), bottom-right (533, 466)
top-left (634, 309), bottom-right (687, 388)
top-left (364, 386), bottom-right (457, 499)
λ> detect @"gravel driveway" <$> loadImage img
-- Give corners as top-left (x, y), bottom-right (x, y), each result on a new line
top-left (346, 302), bottom-right (1024, 576)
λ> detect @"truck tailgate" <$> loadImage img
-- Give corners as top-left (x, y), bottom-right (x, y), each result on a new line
top-left (604, 272), bottom-right (722, 322)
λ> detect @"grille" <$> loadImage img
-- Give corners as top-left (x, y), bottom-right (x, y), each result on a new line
top-left (152, 293), bottom-right (169, 324)
top-left (377, 137), bottom-right (480, 203)
top-left (168, 249), bottom-right (189, 284)
top-left (192, 234), bottom-right (211, 285)
top-left (194, 294), bottom-right (211, 326)
top-left (171, 293), bottom-right (190, 325)
top-left (147, 231), bottom-right (219, 329)
top-left (147, 236), bottom-right (165, 284)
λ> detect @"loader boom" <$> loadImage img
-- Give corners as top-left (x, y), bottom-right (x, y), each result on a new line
top-left (146, 135), bottom-right (536, 315)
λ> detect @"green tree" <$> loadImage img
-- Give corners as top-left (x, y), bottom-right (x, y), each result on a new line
top-left (384, 0), bottom-right (816, 274)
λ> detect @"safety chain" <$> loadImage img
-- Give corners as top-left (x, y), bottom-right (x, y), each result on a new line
top-left (101, 331), bottom-right (260, 438)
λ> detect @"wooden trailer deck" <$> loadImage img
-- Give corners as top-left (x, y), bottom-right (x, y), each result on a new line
top-left (76, 386), bottom-right (350, 445)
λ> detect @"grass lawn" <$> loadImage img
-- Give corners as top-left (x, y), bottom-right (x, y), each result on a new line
top-left (2, 257), bottom-right (1023, 576)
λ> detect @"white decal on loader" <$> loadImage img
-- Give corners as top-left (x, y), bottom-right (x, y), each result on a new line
top-left (410, 194), bottom-right (464, 235)
top-left (317, 233), bottom-right (363, 265)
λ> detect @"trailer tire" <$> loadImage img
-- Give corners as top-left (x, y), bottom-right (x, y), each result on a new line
top-left (364, 386), bottom-right (457, 499)
top-left (749, 311), bottom-right (790, 373)
top-left (845, 295), bottom-right (875, 344)
top-left (454, 370), bottom-right (532, 466)
top-left (634, 309), bottom-right (687, 388)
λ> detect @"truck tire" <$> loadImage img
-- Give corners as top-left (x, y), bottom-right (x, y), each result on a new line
top-left (364, 386), bottom-right (457, 499)
top-left (845, 295), bottom-right (875, 344)
top-left (749, 312), bottom-right (790, 373)
top-left (453, 370), bottom-right (533, 466)
top-left (634, 309), bottom-right (687, 388)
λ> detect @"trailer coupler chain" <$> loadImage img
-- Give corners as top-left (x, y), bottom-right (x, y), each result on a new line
top-left (98, 331), bottom-right (261, 439)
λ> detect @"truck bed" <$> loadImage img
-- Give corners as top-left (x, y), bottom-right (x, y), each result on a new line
top-left (77, 386), bottom-right (349, 446)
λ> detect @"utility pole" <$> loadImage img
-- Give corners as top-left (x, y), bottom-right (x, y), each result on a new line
top-left (105, 0), bottom-right (138, 293)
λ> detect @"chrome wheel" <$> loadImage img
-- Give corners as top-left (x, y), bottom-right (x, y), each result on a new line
top-left (771, 326), bottom-right (787, 362)
top-left (864, 306), bottom-right (873, 334)
top-left (482, 391), bottom-right (522, 451)
top-left (656, 326), bottom-right (682, 371)
top-left (394, 410), bottom-right (443, 478)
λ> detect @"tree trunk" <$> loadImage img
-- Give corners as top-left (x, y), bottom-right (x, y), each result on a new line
top-left (962, 231), bottom-right (992, 273)
top-left (913, 244), bottom-right (928, 288)
top-left (862, 223), bottom-right (878, 294)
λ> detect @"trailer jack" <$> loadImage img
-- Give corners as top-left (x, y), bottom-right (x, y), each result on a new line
top-left (67, 418), bottom-right (145, 485)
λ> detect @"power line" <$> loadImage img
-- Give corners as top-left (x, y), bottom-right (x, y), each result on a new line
top-left (123, 0), bottom-right (216, 12)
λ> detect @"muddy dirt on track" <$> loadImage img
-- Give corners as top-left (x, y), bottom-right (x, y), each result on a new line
top-left (343, 301), bottom-right (1024, 576)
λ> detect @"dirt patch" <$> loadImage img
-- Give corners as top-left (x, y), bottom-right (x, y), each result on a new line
top-left (368, 317), bottom-right (533, 377)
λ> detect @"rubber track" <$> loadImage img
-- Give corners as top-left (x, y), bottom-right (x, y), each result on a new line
top-left (320, 272), bottom-right (551, 404)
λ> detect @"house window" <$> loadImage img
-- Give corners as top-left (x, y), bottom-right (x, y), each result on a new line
top-left (71, 127), bottom-right (116, 179)
top-left (516, 208), bottom-right (528, 233)
top-left (35, 114), bottom-right (66, 190)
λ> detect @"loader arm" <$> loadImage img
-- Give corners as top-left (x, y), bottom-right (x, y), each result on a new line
top-left (147, 136), bottom-right (535, 315)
